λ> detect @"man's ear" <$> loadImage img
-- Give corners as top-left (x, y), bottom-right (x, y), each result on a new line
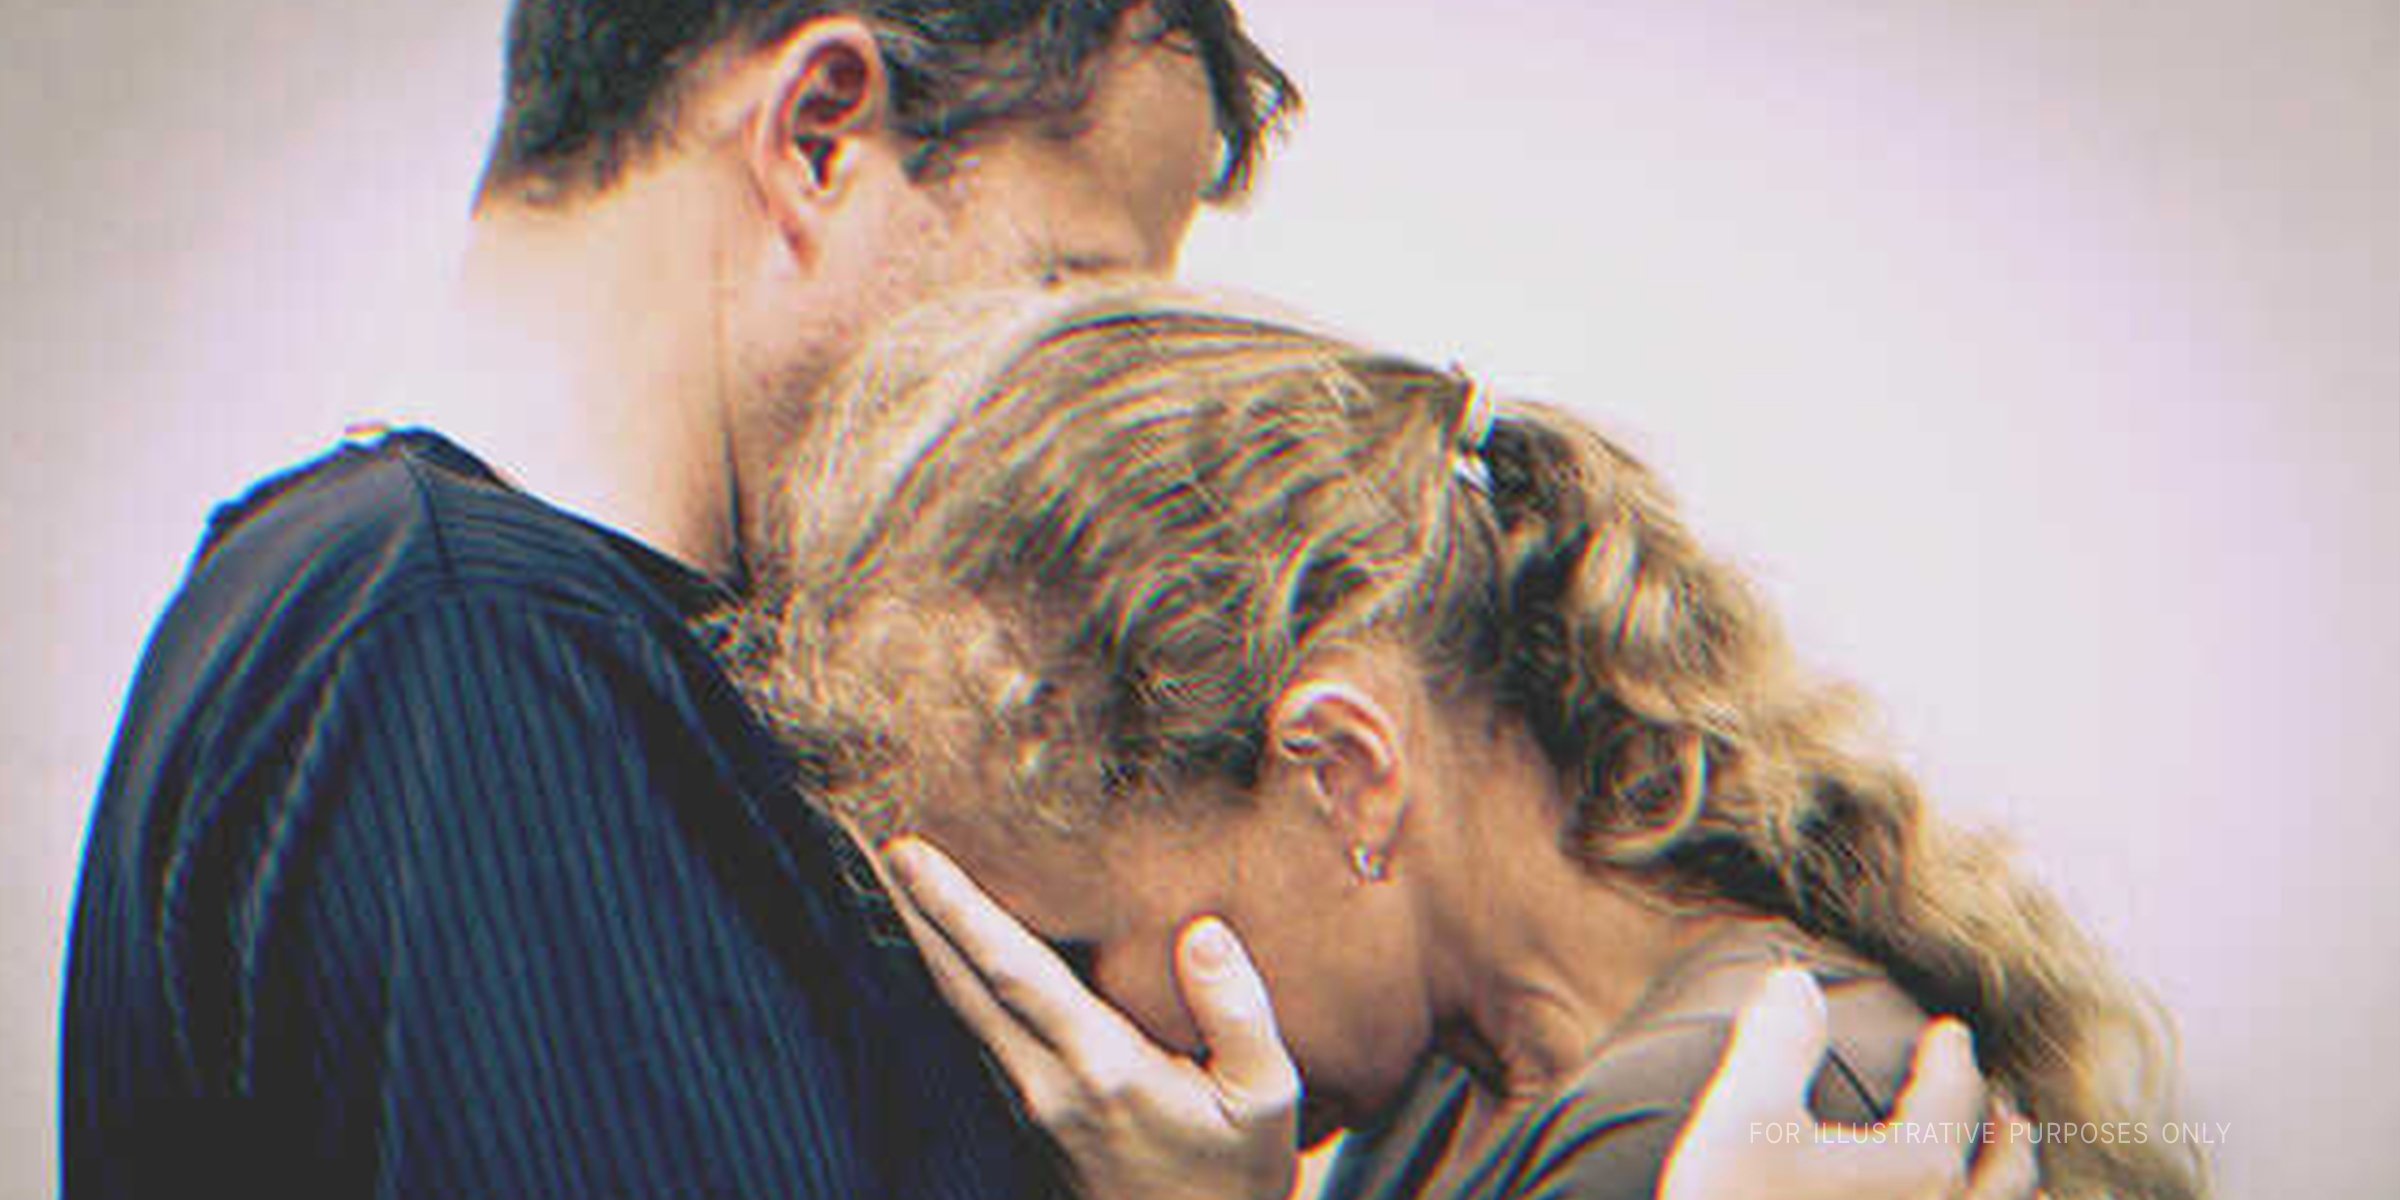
top-left (745, 17), bottom-right (892, 263)
top-left (1265, 677), bottom-right (1409, 860)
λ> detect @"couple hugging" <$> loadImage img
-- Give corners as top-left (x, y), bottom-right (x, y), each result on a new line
top-left (64, 2), bottom-right (2198, 1199)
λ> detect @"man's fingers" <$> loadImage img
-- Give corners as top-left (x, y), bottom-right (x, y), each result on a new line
top-left (1664, 980), bottom-right (2019, 1200)
top-left (1660, 967), bottom-right (1836, 1200)
top-left (1810, 1019), bottom-right (1984, 1197)
top-left (1702, 966), bottom-right (1834, 1127)
top-left (1965, 1096), bottom-right (2042, 1200)
top-left (1885, 1018), bottom-right (1984, 1133)
top-left (1175, 918), bottom-right (1300, 1128)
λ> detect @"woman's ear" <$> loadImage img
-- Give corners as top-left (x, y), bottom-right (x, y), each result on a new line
top-left (1266, 677), bottom-right (1408, 866)
top-left (744, 17), bottom-right (893, 264)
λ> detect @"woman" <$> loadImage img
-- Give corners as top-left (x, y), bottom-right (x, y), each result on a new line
top-left (726, 285), bottom-right (2202, 1200)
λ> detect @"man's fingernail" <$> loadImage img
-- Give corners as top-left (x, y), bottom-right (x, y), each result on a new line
top-left (1763, 966), bottom-right (1825, 1022)
top-left (1933, 1017), bottom-right (1977, 1060)
top-left (1186, 918), bottom-right (1237, 975)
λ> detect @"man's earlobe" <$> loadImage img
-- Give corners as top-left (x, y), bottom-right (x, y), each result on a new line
top-left (746, 19), bottom-right (890, 249)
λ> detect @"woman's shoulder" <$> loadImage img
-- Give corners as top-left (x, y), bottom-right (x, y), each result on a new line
top-left (1576, 919), bottom-right (1939, 1122)
top-left (1518, 920), bottom-right (1953, 1198)
top-left (1465, 921), bottom-right (1956, 1200)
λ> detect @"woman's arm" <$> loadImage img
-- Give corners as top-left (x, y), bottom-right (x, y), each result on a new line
top-left (885, 838), bottom-right (2035, 1200)
top-left (884, 838), bottom-right (1302, 1200)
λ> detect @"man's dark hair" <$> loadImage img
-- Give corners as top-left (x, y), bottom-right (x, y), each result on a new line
top-left (477, 0), bottom-right (1296, 207)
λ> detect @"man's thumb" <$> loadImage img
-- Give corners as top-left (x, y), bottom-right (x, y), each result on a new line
top-left (1700, 965), bottom-right (1834, 1128)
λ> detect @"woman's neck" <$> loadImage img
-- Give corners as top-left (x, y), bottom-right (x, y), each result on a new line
top-left (1439, 877), bottom-right (1733, 1104)
top-left (1419, 727), bottom-right (1738, 1103)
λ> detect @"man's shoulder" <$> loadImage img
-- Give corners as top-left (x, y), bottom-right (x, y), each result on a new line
top-left (88, 427), bottom-right (815, 975)
top-left (108, 427), bottom-right (744, 827)
top-left (185, 427), bottom-right (691, 636)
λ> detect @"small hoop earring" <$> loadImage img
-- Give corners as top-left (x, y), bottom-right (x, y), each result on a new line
top-left (1350, 845), bottom-right (1389, 884)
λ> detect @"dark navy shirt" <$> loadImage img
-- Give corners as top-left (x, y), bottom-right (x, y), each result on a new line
top-left (63, 430), bottom-right (1068, 1199)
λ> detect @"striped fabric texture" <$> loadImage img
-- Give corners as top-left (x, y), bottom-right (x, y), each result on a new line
top-left (64, 431), bottom-right (1070, 1200)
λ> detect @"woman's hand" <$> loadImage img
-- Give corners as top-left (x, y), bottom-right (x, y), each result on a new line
top-left (883, 838), bottom-right (1302, 1200)
top-left (1661, 967), bottom-right (2043, 1200)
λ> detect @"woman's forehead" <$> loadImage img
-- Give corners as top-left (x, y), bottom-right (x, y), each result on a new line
top-left (922, 794), bottom-right (1245, 938)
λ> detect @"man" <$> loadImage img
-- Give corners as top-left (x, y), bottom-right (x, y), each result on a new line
top-left (65, 3), bottom-right (1289, 1197)
top-left (62, 1), bottom-right (2025, 1197)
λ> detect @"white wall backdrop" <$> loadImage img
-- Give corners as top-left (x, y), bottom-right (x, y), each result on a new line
top-left (4, 2), bottom-right (2392, 1197)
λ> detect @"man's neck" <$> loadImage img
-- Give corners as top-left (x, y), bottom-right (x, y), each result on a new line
top-left (429, 176), bottom-right (741, 578)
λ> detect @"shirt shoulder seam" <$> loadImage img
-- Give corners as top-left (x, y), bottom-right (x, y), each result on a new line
top-left (389, 440), bottom-right (462, 578)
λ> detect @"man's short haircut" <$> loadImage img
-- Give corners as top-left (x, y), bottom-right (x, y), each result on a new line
top-left (477, 0), bottom-right (1297, 207)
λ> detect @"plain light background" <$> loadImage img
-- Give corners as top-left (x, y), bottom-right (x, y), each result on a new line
top-left (4, 1), bottom-right (2393, 1196)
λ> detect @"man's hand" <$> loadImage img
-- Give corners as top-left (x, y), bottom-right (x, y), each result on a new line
top-left (883, 838), bottom-right (1301, 1200)
top-left (1661, 967), bottom-right (2042, 1200)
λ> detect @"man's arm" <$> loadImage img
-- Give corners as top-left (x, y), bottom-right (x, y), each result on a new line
top-left (247, 589), bottom-right (1052, 1198)
top-left (1662, 968), bottom-right (2041, 1200)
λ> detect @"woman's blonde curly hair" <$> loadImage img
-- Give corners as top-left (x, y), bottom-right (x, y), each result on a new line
top-left (728, 282), bottom-right (2207, 1200)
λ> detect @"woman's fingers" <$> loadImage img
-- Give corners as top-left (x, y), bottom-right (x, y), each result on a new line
top-left (887, 839), bottom-right (1090, 1038)
top-left (879, 844), bottom-right (1074, 1109)
top-left (1174, 918), bottom-right (1301, 1129)
top-left (884, 842), bottom-right (1301, 1200)
top-left (885, 837), bottom-right (1157, 1097)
